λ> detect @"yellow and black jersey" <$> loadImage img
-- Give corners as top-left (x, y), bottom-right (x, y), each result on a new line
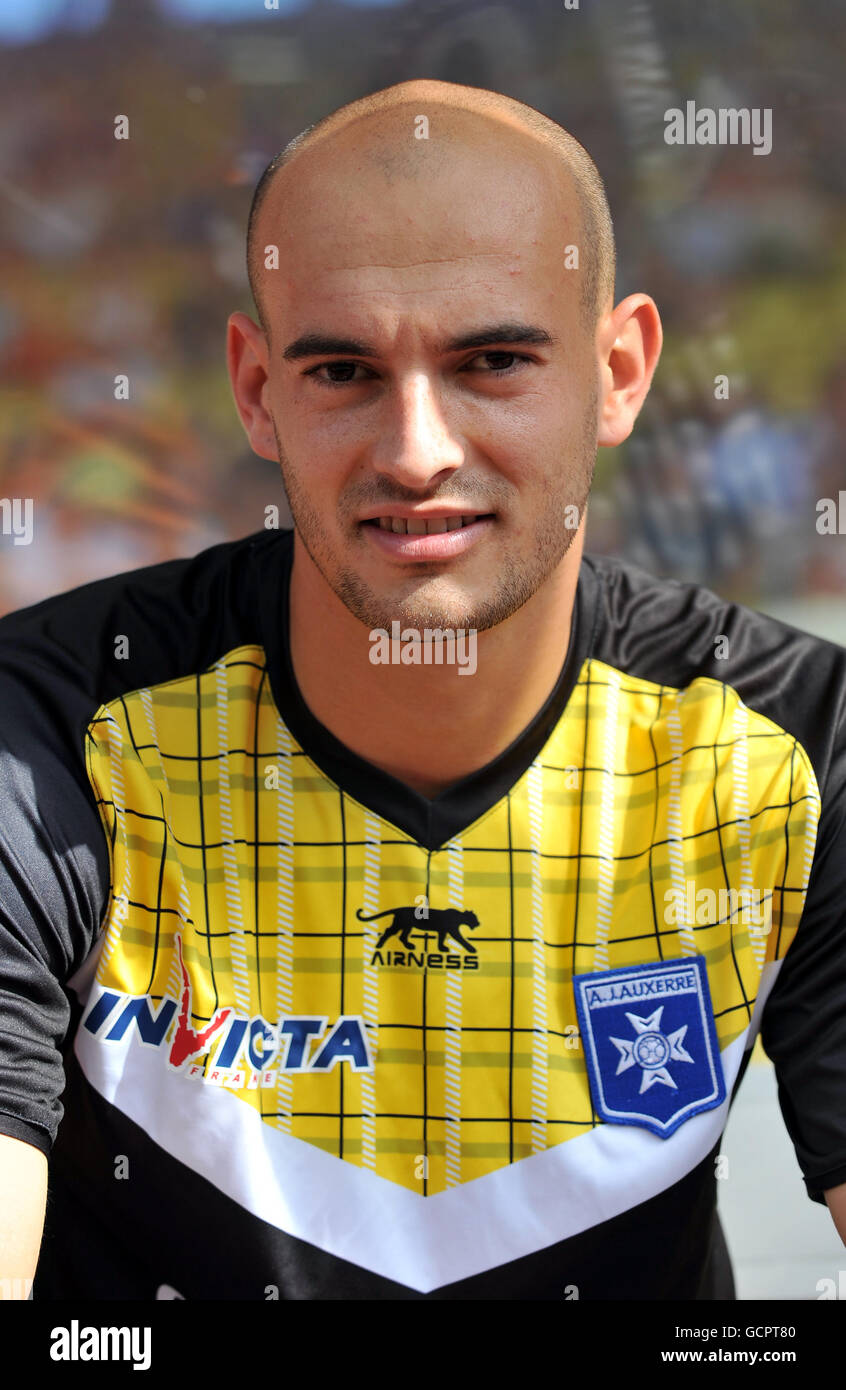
top-left (1, 527), bottom-right (845, 1299)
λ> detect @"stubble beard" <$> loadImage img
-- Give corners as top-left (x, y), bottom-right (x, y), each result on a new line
top-left (271, 393), bottom-right (596, 635)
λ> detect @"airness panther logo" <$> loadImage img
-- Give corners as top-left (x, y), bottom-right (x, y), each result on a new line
top-left (358, 905), bottom-right (481, 971)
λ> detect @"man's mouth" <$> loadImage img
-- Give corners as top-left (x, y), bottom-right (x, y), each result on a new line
top-left (362, 514), bottom-right (493, 535)
top-left (359, 510), bottom-right (496, 561)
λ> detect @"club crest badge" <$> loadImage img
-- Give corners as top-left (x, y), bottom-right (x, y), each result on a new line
top-left (573, 956), bottom-right (726, 1138)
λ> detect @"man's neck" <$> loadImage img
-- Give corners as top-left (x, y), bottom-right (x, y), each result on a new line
top-left (288, 535), bottom-right (584, 800)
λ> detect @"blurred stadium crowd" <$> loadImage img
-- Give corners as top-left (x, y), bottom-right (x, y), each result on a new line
top-left (0, 0), bottom-right (844, 615)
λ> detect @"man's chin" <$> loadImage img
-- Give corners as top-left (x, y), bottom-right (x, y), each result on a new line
top-left (333, 561), bottom-right (543, 637)
top-left (338, 588), bottom-right (484, 637)
top-left (331, 547), bottom-right (473, 626)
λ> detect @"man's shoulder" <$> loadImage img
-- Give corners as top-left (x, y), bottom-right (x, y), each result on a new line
top-left (583, 551), bottom-right (846, 774)
top-left (0, 527), bottom-right (288, 707)
top-left (585, 549), bottom-right (846, 675)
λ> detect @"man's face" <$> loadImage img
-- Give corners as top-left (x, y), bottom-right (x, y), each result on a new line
top-left (258, 122), bottom-right (599, 633)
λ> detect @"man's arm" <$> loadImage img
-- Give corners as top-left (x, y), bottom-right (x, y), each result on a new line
top-left (0, 647), bottom-right (112, 1299)
top-left (756, 664), bottom-right (846, 1238)
top-left (825, 1182), bottom-right (846, 1245)
top-left (0, 1135), bottom-right (48, 1296)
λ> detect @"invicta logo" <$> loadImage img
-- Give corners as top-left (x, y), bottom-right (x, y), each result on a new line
top-left (82, 938), bottom-right (373, 1085)
top-left (360, 900), bottom-right (481, 970)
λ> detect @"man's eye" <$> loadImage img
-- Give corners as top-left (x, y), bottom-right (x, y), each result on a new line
top-left (464, 351), bottom-right (526, 374)
top-left (305, 352), bottom-right (528, 386)
top-left (307, 361), bottom-right (374, 385)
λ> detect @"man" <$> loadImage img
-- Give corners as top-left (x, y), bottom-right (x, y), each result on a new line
top-left (1, 79), bottom-right (845, 1301)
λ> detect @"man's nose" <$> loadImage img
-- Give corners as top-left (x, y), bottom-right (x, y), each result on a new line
top-left (371, 371), bottom-right (465, 487)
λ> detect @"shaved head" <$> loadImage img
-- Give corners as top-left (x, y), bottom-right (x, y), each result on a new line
top-left (225, 76), bottom-right (661, 652)
top-left (246, 79), bottom-right (615, 340)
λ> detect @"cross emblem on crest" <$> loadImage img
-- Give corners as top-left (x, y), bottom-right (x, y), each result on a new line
top-left (609, 1005), bottom-right (695, 1093)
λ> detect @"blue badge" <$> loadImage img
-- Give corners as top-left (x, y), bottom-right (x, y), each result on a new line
top-left (573, 956), bottom-right (726, 1138)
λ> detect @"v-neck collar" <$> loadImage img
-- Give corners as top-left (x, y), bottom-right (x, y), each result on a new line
top-left (252, 529), bottom-right (598, 851)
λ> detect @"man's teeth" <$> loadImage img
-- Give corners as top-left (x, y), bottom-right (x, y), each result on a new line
top-left (376, 515), bottom-right (480, 534)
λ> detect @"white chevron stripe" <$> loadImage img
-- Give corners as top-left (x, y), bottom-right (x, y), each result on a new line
top-left (76, 958), bottom-right (784, 1294)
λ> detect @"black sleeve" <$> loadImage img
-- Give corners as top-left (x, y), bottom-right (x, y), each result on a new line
top-left (0, 533), bottom-right (266, 1156)
top-left (0, 653), bottom-right (109, 1155)
top-left (760, 698), bottom-right (846, 1204)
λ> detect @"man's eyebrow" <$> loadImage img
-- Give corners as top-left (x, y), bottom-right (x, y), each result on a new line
top-left (283, 334), bottom-right (376, 361)
top-left (439, 323), bottom-right (558, 354)
top-left (281, 323), bottom-right (558, 362)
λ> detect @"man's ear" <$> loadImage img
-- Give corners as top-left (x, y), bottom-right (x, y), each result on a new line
top-left (596, 295), bottom-right (663, 449)
top-left (226, 311), bottom-right (279, 463)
